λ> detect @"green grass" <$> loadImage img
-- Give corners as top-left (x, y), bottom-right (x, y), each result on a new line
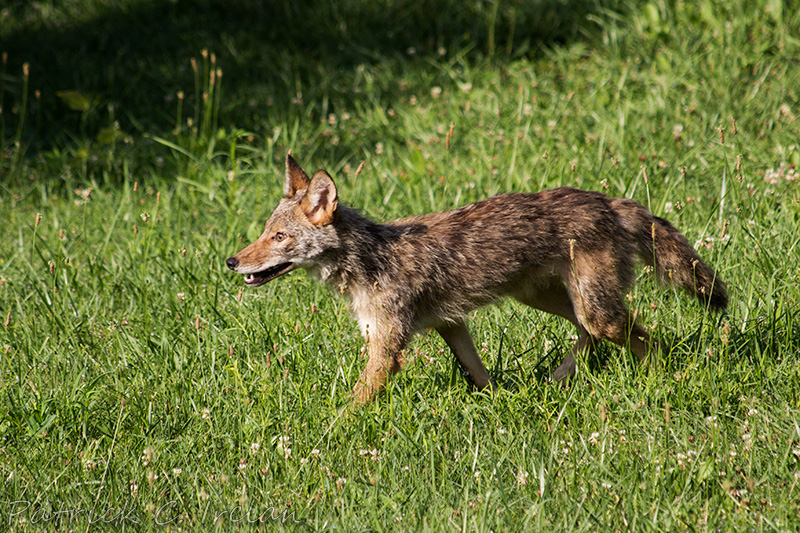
top-left (2, 0), bottom-right (800, 530)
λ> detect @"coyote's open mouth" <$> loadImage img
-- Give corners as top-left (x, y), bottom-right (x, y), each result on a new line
top-left (243, 262), bottom-right (294, 287)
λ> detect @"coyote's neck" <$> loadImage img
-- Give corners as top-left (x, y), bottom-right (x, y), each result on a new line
top-left (314, 206), bottom-right (401, 292)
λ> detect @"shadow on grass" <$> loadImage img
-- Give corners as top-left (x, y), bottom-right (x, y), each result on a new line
top-left (486, 306), bottom-right (800, 392)
top-left (2, 0), bottom-right (620, 158)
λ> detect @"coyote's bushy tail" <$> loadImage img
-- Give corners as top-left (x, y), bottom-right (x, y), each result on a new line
top-left (611, 198), bottom-right (728, 311)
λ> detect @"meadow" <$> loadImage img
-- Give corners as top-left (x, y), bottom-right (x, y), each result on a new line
top-left (1, 0), bottom-right (799, 530)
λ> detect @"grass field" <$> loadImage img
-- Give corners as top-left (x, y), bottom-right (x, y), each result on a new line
top-left (2, 0), bottom-right (800, 530)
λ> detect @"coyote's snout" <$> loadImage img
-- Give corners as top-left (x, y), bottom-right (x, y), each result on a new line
top-left (227, 154), bottom-right (727, 405)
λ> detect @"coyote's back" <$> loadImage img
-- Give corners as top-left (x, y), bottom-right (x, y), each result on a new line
top-left (227, 155), bottom-right (727, 404)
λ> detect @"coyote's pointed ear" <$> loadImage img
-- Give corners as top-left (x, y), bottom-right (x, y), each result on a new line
top-left (284, 153), bottom-right (311, 197)
top-left (300, 170), bottom-right (338, 225)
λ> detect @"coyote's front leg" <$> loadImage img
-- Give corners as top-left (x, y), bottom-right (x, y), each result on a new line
top-left (436, 319), bottom-right (494, 390)
top-left (351, 324), bottom-right (408, 405)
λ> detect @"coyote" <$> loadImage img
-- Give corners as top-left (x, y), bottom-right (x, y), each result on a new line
top-left (226, 154), bottom-right (727, 404)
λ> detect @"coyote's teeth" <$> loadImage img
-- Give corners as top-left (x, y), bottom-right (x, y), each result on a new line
top-left (245, 274), bottom-right (254, 281)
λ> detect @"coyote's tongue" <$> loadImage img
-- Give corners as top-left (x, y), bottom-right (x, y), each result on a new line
top-left (243, 262), bottom-right (294, 286)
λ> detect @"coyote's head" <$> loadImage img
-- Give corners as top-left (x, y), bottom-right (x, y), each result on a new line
top-left (225, 154), bottom-right (340, 287)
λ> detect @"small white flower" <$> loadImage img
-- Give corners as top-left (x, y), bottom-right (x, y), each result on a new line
top-left (273, 436), bottom-right (291, 459)
top-left (358, 448), bottom-right (381, 461)
top-left (141, 447), bottom-right (154, 466)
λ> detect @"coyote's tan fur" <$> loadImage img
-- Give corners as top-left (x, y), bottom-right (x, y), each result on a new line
top-left (226, 155), bottom-right (727, 404)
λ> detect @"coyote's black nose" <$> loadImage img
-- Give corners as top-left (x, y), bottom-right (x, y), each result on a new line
top-left (225, 257), bottom-right (239, 270)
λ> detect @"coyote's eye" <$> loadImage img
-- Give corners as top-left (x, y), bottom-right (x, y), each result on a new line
top-left (274, 232), bottom-right (287, 242)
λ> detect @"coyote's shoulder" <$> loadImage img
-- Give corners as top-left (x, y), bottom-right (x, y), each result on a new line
top-left (227, 155), bottom-right (727, 405)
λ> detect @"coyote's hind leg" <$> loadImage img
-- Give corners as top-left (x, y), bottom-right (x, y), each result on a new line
top-left (563, 251), bottom-right (662, 370)
top-left (512, 281), bottom-right (595, 383)
top-left (552, 328), bottom-right (595, 382)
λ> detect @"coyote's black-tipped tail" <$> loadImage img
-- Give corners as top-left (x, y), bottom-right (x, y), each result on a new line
top-left (610, 198), bottom-right (728, 311)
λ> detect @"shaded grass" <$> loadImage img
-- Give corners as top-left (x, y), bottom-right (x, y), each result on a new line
top-left (1, 0), bottom-right (614, 159)
top-left (2, 0), bottom-right (800, 530)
